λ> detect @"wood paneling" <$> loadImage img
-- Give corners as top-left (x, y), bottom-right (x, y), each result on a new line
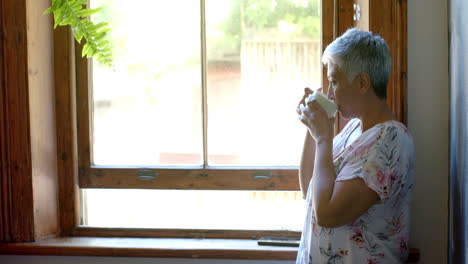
top-left (391, 0), bottom-right (407, 125)
top-left (0, 0), bottom-right (35, 242)
top-left (367, 0), bottom-right (407, 124)
top-left (26, 0), bottom-right (60, 240)
top-left (337, 0), bottom-right (354, 35)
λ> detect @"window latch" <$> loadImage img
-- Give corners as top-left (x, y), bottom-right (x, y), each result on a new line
top-left (137, 169), bottom-right (158, 180)
top-left (253, 171), bottom-right (272, 180)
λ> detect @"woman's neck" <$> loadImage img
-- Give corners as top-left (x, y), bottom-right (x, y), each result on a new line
top-left (358, 98), bottom-right (396, 132)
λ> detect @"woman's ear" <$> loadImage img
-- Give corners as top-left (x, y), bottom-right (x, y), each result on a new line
top-left (358, 72), bottom-right (372, 94)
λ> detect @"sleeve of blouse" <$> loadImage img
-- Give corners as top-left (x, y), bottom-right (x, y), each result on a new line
top-left (335, 125), bottom-right (407, 202)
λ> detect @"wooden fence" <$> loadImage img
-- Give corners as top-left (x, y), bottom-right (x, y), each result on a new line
top-left (241, 39), bottom-right (321, 88)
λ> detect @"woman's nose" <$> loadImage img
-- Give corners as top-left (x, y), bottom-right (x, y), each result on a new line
top-left (327, 87), bottom-right (335, 100)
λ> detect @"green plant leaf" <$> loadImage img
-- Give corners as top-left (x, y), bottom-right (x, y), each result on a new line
top-left (82, 43), bottom-right (91, 57)
top-left (45, 0), bottom-right (113, 67)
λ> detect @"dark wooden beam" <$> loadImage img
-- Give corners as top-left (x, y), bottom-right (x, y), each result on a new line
top-left (0, 0), bottom-right (35, 242)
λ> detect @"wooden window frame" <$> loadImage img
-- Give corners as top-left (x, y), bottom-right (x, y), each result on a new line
top-left (1, 0), bottom-right (407, 244)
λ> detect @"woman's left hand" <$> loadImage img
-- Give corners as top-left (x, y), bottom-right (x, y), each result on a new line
top-left (298, 98), bottom-right (335, 144)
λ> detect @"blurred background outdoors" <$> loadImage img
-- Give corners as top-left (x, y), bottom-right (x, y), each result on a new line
top-left (83, 0), bottom-right (321, 231)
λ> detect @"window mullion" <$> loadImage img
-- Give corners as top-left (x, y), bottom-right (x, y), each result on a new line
top-left (200, 0), bottom-right (208, 169)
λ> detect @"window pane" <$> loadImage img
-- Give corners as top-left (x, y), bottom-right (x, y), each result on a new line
top-left (90, 0), bottom-right (203, 166)
top-left (206, 0), bottom-right (321, 166)
top-left (81, 189), bottom-right (305, 231)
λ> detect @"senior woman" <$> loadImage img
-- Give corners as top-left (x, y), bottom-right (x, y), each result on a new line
top-left (296, 28), bottom-right (414, 264)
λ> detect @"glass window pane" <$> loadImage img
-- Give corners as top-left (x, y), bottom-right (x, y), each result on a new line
top-left (206, 0), bottom-right (321, 166)
top-left (81, 189), bottom-right (305, 231)
top-left (90, 0), bottom-right (203, 166)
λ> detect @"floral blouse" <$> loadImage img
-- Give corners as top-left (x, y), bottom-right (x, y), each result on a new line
top-left (296, 118), bottom-right (415, 264)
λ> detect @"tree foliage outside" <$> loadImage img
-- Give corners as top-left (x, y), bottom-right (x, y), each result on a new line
top-left (218, 0), bottom-right (320, 51)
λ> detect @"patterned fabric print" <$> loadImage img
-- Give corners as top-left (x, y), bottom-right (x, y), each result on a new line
top-left (319, 243), bottom-right (349, 264)
top-left (296, 118), bottom-right (415, 264)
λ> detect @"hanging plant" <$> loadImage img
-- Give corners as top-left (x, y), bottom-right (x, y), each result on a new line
top-left (45, 0), bottom-right (112, 66)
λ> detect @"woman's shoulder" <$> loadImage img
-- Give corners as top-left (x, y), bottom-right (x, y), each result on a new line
top-left (372, 120), bottom-right (415, 155)
top-left (353, 119), bottom-right (414, 150)
top-left (380, 120), bottom-right (414, 142)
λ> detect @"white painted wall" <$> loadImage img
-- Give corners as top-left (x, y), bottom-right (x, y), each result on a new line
top-left (407, 0), bottom-right (449, 263)
top-left (0, 0), bottom-right (450, 263)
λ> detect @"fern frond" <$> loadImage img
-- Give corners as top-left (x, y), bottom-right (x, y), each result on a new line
top-left (45, 0), bottom-right (113, 67)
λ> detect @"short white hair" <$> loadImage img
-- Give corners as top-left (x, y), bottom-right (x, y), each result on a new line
top-left (322, 28), bottom-right (391, 99)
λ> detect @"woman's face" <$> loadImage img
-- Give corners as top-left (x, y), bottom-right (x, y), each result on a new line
top-left (326, 63), bottom-right (359, 119)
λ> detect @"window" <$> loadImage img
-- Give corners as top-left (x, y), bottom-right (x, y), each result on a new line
top-left (79, 0), bottom-right (322, 183)
top-left (76, 0), bottom-right (324, 234)
top-left (70, 0), bottom-right (408, 237)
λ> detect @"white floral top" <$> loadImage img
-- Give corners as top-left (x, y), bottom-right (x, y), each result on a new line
top-left (296, 118), bottom-right (415, 264)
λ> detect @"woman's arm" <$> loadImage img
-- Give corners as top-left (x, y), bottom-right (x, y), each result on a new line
top-left (301, 100), bottom-right (378, 228)
top-left (313, 139), bottom-right (378, 227)
top-left (299, 131), bottom-right (316, 199)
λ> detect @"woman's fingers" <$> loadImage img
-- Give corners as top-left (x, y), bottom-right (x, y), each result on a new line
top-left (298, 114), bottom-right (309, 126)
top-left (297, 87), bottom-right (314, 108)
top-left (307, 99), bottom-right (320, 112)
top-left (297, 88), bottom-right (323, 125)
top-left (302, 107), bottom-right (316, 122)
top-left (298, 100), bottom-right (318, 120)
top-left (296, 103), bottom-right (305, 115)
top-left (297, 93), bottom-right (308, 108)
